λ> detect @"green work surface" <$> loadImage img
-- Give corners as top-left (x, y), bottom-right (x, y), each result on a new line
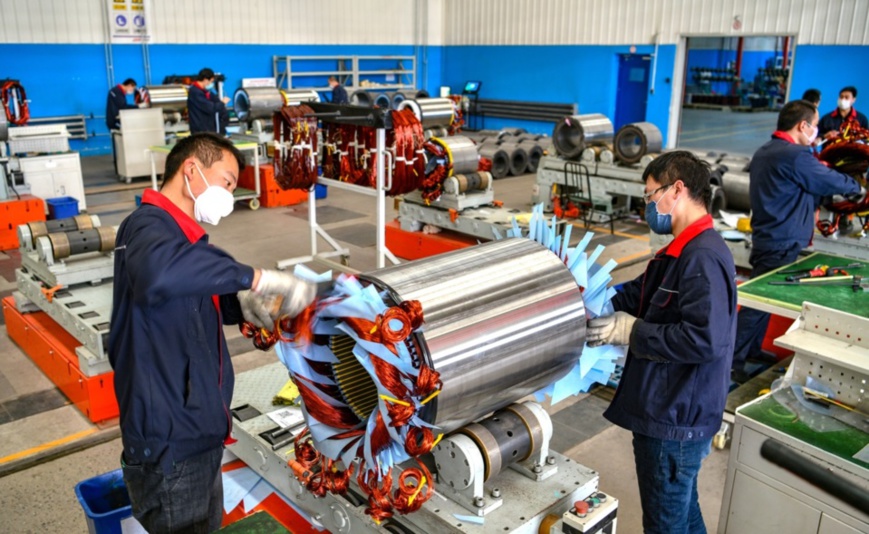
top-left (233, 187), bottom-right (256, 198)
top-left (740, 393), bottom-right (869, 470)
top-left (737, 252), bottom-right (869, 317)
top-left (220, 511), bottom-right (291, 533)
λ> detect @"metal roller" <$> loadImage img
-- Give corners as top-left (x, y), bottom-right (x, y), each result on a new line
top-left (721, 170), bottom-right (750, 212)
top-left (427, 135), bottom-right (479, 176)
top-left (477, 144), bottom-right (510, 179)
top-left (443, 172), bottom-right (492, 195)
top-left (373, 93), bottom-right (391, 109)
top-left (498, 142), bottom-right (529, 175)
top-left (613, 122), bottom-right (663, 164)
top-left (518, 142), bottom-right (544, 173)
top-left (423, 126), bottom-right (448, 139)
top-left (37, 227), bottom-right (116, 264)
top-left (350, 90), bottom-right (373, 107)
top-left (18, 214), bottom-right (101, 250)
top-left (233, 88), bottom-right (319, 122)
top-left (397, 97), bottom-right (455, 129)
top-left (600, 148), bottom-right (615, 165)
top-left (142, 85), bottom-right (188, 112)
top-left (357, 238), bottom-right (587, 433)
top-left (390, 89), bottom-right (429, 109)
top-left (709, 185), bottom-right (727, 218)
top-left (552, 113), bottom-right (614, 160)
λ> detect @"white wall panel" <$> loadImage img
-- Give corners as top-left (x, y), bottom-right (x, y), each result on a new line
top-left (0, 0), bottom-right (105, 43)
top-left (444, 0), bottom-right (869, 46)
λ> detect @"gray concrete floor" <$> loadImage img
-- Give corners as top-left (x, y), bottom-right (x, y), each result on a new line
top-left (0, 155), bottom-right (731, 533)
top-left (677, 107), bottom-right (778, 157)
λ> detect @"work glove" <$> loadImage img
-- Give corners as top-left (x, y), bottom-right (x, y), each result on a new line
top-left (255, 269), bottom-right (317, 319)
top-left (238, 290), bottom-right (273, 329)
top-left (846, 186), bottom-right (867, 204)
top-left (587, 311), bottom-right (637, 347)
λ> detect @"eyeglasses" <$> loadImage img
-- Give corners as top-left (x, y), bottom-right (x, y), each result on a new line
top-left (642, 184), bottom-right (671, 203)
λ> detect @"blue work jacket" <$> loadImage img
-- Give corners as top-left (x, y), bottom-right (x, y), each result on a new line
top-left (604, 215), bottom-right (737, 442)
top-left (750, 132), bottom-right (860, 252)
top-left (187, 82), bottom-right (229, 134)
top-left (106, 85), bottom-right (134, 130)
top-left (108, 189), bottom-right (254, 472)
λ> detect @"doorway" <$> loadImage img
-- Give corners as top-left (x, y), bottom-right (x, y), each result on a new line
top-left (675, 36), bottom-right (795, 155)
top-left (615, 54), bottom-right (651, 130)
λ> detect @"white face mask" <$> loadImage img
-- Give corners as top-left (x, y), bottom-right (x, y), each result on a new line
top-left (839, 98), bottom-right (852, 111)
top-left (185, 163), bottom-right (235, 225)
top-left (805, 123), bottom-right (818, 144)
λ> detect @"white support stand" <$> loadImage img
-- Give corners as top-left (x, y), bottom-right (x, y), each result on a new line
top-left (276, 127), bottom-right (401, 271)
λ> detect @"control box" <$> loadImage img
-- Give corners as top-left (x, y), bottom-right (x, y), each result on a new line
top-left (561, 491), bottom-right (618, 534)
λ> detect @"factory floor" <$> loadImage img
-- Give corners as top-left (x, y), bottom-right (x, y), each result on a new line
top-left (0, 155), bottom-right (739, 533)
top-left (677, 107), bottom-right (778, 156)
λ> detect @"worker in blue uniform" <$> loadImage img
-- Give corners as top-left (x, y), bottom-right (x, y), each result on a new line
top-left (819, 86), bottom-right (869, 140)
top-left (188, 68), bottom-right (230, 135)
top-left (731, 100), bottom-right (863, 382)
top-left (109, 133), bottom-right (316, 532)
top-left (328, 75), bottom-right (349, 104)
top-left (105, 78), bottom-right (137, 130)
top-left (588, 151), bottom-right (737, 534)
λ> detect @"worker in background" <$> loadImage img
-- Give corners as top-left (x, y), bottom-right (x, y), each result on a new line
top-left (109, 133), bottom-right (316, 532)
top-left (819, 86), bottom-right (869, 139)
top-left (801, 88), bottom-right (821, 108)
top-left (588, 151), bottom-right (737, 534)
top-left (106, 78), bottom-right (137, 130)
top-left (328, 75), bottom-right (349, 104)
top-left (731, 100), bottom-right (863, 383)
top-left (188, 68), bottom-right (230, 135)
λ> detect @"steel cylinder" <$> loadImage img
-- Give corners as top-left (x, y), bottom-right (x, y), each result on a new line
top-left (477, 144), bottom-right (510, 179)
top-left (613, 122), bottom-right (663, 164)
top-left (398, 97), bottom-right (455, 129)
top-left (350, 90), bottom-right (373, 107)
top-left (427, 135), bottom-right (479, 176)
top-left (709, 186), bottom-right (727, 218)
top-left (373, 93), bottom-right (391, 109)
top-left (360, 238), bottom-right (587, 433)
top-left (721, 170), bottom-right (750, 212)
top-left (18, 214), bottom-right (100, 249)
top-left (391, 89), bottom-right (429, 109)
top-left (444, 172), bottom-right (491, 195)
top-left (142, 85), bottom-right (188, 111)
top-left (233, 87), bottom-right (284, 122)
top-left (38, 227), bottom-right (115, 262)
top-left (552, 114), bottom-right (614, 159)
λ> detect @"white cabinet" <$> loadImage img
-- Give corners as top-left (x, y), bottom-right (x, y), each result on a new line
top-left (115, 108), bottom-right (166, 181)
top-left (18, 152), bottom-right (86, 213)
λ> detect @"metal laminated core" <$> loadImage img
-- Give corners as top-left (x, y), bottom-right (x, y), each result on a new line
top-left (350, 90), bottom-right (373, 107)
top-left (233, 87), bottom-right (284, 122)
top-left (709, 186), bottom-right (726, 218)
top-left (552, 113), bottom-right (614, 159)
top-left (477, 144), bottom-right (509, 179)
top-left (143, 85), bottom-right (188, 112)
top-left (498, 142), bottom-right (529, 175)
top-left (374, 93), bottom-right (392, 109)
top-left (397, 98), bottom-right (455, 129)
top-left (428, 136), bottom-right (479, 176)
top-left (331, 335), bottom-right (379, 420)
top-left (281, 89), bottom-right (320, 106)
top-left (613, 122), bottom-right (663, 164)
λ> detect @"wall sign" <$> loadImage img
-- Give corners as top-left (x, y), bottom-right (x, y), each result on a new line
top-left (107, 0), bottom-right (150, 43)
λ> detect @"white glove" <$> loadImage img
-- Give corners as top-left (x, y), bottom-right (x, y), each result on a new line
top-left (587, 311), bottom-right (637, 347)
top-left (237, 290), bottom-right (273, 329)
top-left (255, 269), bottom-right (317, 319)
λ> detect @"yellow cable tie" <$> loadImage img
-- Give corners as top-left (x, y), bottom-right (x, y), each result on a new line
top-left (369, 324), bottom-right (378, 334)
top-left (420, 389), bottom-right (441, 405)
top-left (380, 395), bottom-right (411, 407)
top-left (407, 475), bottom-right (427, 506)
top-left (431, 433), bottom-right (444, 448)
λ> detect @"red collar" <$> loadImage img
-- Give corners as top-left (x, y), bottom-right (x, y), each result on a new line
top-left (831, 107), bottom-right (857, 120)
top-left (658, 214), bottom-right (713, 258)
top-left (141, 189), bottom-right (205, 244)
top-left (116, 84), bottom-right (126, 93)
top-left (193, 81), bottom-right (212, 99)
top-left (772, 131), bottom-right (797, 144)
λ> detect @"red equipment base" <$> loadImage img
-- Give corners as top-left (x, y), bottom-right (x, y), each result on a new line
top-left (1, 195), bottom-right (45, 250)
top-left (385, 220), bottom-right (481, 260)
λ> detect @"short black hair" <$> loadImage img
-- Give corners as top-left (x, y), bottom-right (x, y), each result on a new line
top-left (197, 68), bottom-right (215, 81)
top-left (328, 76), bottom-right (338, 83)
top-left (162, 133), bottom-right (245, 188)
top-left (840, 86), bottom-right (858, 98)
top-left (122, 78), bottom-right (137, 87)
top-left (777, 100), bottom-right (817, 131)
top-left (642, 151), bottom-right (712, 210)
top-left (801, 89), bottom-right (820, 105)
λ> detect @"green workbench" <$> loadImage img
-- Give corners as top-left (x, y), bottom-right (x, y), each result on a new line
top-left (737, 252), bottom-right (869, 319)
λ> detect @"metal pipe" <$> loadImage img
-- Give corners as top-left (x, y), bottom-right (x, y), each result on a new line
top-left (552, 114), bottom-right (614, 160)
top-left (360, 238), bottom-right (587, 433)
top-left (142, 85), bottom-right (188, 112)
top-left (613, 122), bottom-right (663, 164)
top-left (498, 142), bottom-right (530, 175)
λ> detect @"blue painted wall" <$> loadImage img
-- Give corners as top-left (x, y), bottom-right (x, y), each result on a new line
top-left (440, 44), bottom-right (677, 145)
top-left (791, 45), bottom-right (869, 115)
top-left (0, 43), bottom-right (435, 155)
